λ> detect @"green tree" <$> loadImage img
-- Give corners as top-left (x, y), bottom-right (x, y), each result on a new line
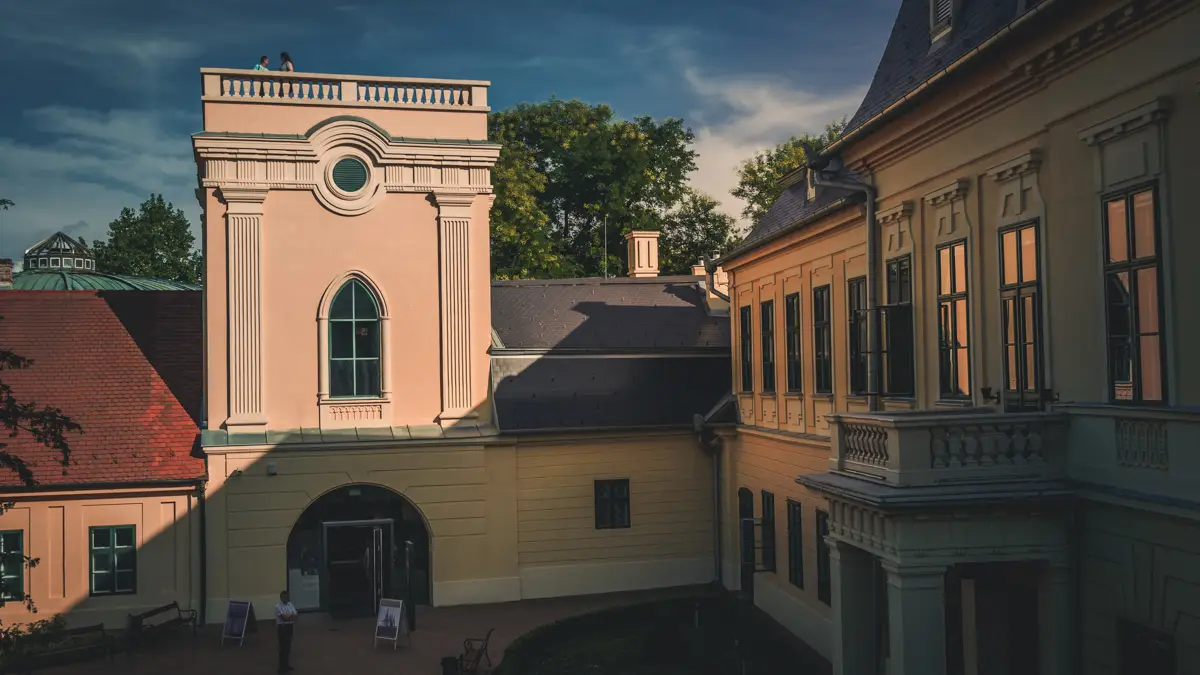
top-left (659, 190), bottom-right (739, 276)
top-left (0, 332), bottom-right (82, 617)
top-left (489, 99), bottom-right (719, 278)
top-left (92, 195), bottom-right (203, 284)
top-left (731, 117), bottom-right (848, 224)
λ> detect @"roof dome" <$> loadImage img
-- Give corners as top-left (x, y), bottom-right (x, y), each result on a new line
top-left (23, 231), bottom-right (96, 272)
top-left (9, 270), bottom-right (200, 291)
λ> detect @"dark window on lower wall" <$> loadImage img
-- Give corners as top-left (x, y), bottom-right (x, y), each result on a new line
top-left (786, 500), bottom-right (803, 589)
top-left (594, 479), bottom-right (631, 529)
top-left (1117, 618), bottom-right (1174, 675)
top-left (1103, 188), bottom-right (1166, 405)
top-left (813, 286), bottom-right (833, 394)
top-left (785, 293), bottom-right (802, 392)
top-left (816, 510), bottom-right (831, 605)
top-left (90, 525), bottom-right (137, 596)
top-left (761, 301), bottom-right (776, 393)
top-left (882, 256), bottom-right (915, 397)
top-left (847, 277), bottom-right (868, 395)
top-left (740, 305), bottom-right (754, 393)
top-left (0, 530), bottom-right (24, 602)
top-left (760, 491), bottom-right (776, 572)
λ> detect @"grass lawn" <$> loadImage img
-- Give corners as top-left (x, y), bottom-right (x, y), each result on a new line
top-left (495, 594), bottom-right (830, 675)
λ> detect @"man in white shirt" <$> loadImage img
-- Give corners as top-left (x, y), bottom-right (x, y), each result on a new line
top-left (275, 590), bottom-right (297, 673)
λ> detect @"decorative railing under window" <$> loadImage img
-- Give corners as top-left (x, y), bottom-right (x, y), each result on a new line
top-left (201, 69), bottom-right (489, 110)
top-left (826, 409), bottom-right (1068, 486)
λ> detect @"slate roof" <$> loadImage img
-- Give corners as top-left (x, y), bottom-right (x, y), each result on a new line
top-left (0, 291), bottom-right (204, 489)
top-left (843, 0), bottom-right (1027, 137)
top-left (490, 276), bottom-right (729, 351)
top-left (490, 276), bottom-right (733, 432)
top-left (734, 181), bottom-right (862, 257)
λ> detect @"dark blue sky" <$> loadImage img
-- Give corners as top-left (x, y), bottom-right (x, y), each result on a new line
top-left (0, 0), bottom-right (899, 262)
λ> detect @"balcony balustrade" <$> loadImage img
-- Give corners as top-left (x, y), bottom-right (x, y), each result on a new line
top-left (826, 408), bottom-right (1069, 486)
top-left (200, 68), bottom-right (489, 110)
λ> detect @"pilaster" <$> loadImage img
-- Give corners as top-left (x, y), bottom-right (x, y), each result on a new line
top-left (219, 186), bottom-right (269, 434)
top-left (432, 191), bottom-right (478, 428)
top-left (830, 540), bottom-right (879, 675)
top-left (1037, 562), bottom-right (1072, 675)
top-left (883, 561), bottom-right (948, 675)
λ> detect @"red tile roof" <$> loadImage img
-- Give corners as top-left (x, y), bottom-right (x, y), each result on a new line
top-left (0, 291), bottom-right (204, 489)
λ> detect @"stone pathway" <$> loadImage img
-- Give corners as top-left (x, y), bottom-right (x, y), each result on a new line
top-left (44, 585), bottom-right (712, 674)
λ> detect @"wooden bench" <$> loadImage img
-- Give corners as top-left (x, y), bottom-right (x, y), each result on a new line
top-left (458, 627), bottom-right (494, 674)
top-left (126, 601), bottom-right (197, 650)
top-left (7, 623), bottom-right (114, 673)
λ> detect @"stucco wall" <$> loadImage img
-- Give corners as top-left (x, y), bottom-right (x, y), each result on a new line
top-left (0, 490), bottom-right (199, 629)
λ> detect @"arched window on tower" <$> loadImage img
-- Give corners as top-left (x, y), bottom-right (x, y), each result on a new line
top-left (328, 280), bottom-right (381, 398)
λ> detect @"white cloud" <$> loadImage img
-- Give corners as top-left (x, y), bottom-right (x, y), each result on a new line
top-left (681, 65), bottom-right (867, 229)
top-left (0, 107), bottom-right (198, 260)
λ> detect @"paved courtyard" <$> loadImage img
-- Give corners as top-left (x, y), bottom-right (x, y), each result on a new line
top-left (44, 586), bottom-right (712, 675)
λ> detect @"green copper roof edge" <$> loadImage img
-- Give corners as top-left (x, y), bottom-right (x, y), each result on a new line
top-left (10, 270), bottom-right (201, 291)
top-left (193, 115), bottom-right (500, 148)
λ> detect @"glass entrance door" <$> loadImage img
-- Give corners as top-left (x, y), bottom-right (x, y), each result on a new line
top-left (323, 519), bottom-right (392, 617)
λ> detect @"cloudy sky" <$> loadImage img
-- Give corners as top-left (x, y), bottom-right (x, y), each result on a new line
top-left (0, 0), bottom-right (899, 261)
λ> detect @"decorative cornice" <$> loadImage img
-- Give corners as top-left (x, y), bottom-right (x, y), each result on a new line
top-left (217, 186), bottom-right (270, 203)
top-left (923, 179), bottom-right (970, 207)
top-left (1078, 97), bottom-right (1172, 146)
top-left (987, 149), bottom-right (1043, 182)
top-left (877, 200), bottom-right (914, 225)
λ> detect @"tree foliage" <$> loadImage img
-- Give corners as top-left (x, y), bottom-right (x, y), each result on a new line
top-left (0, 330), bottom-right (82, 615)
top-left (488, 99), bottom-right (734, 278)
top-left (731, 117), bottom-right (848, 224)
top-left (659, 190), bottom-right (739, 277)
top-left (92, 195), bottom-right (203, 284)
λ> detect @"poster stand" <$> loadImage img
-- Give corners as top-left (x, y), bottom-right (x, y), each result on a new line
top-left (373, 598), bottom-right (409, 651)
top-left (221, 600), bottom-right (258, 647)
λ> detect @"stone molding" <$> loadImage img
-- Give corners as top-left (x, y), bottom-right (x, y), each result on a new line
top-left (923, 179), bottom-right (972, 243)
top-left (432, 192), bottom-right (479, 428)
top-left (218, 186), bottom-right (268, 434)
top-left (1077, 97), bottom-right (1171, 147)
top-left (878, 200), bottom-right (914, 255)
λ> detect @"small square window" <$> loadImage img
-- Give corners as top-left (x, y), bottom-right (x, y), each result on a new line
top-left (50, 258), bottom-right (61, 268)
top-left (75, 258), bottom-right (85, 268)
top-left (594, 479), bottom-right (631, 530)
top-left (63, 258), bottom-right (74, 269)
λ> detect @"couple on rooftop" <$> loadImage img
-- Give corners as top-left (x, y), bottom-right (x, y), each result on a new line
top-left (255, 52), bottom-right (294, 72)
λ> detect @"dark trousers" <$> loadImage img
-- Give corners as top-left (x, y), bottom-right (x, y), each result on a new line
top-left (277, 623), bottom-right (294, 671)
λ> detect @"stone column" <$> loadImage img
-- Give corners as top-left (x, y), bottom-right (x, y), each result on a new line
top-left (432, 192), bottom-right (477, 428)
top-left (219, 186), bottom-right (269, 435)
top-left (1038, 562), bottom-right (1072, 675)
top-left (830, 540), bottom-right (878, 675)
top-left (883, 561), bottom-right (948, 675)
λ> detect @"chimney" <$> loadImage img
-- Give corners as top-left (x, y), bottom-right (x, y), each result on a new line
top-left (0, 259), bottom-right (13, 289)
top-left (692, 258), bottom-right (729, 312)
top-left (625, 231), bottom-right (660, 278)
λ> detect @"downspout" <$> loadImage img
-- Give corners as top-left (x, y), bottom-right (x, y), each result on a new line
top-left (198, 479), bottom-right (208, 625)
top-left (694, 414), bottom-right (724, 585)
top-left (700, 255), bottom-right (730, 303)
top-left (811, 171), bottom-right (880, 411)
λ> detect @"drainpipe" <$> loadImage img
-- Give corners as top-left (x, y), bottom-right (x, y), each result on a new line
top-left (694, 414), bottom-right (724, 585)
top-left (811, 170), bottom-right (880, 411)
top-left (700, 255), bottom-right (730, 302)
top-left (198, 479), bottom-right (208, 625)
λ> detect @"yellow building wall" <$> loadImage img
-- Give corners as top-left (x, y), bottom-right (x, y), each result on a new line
top-left (0, 489), bottom-right (199, 629)
top-left (514, 431), bottom-right (715, 599)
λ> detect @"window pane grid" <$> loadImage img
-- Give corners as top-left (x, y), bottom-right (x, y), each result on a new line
top-left (760, 491), bottom-right (776, 573)
top-left (90, 525), bottom-right (136, 596)
top-left (329, 280), bottom-right (382, 398)
top-left (786, 501), bottom-right (803, 589)
top-left (813, 286), bottom-right (832, 394)
top-left (937, 241), bottom-right (970, 398)
top-left (881, 257), bottom-right (915, 396)
top-left (785, 294), bottom-right (802, 392)
top-left (760, 301), bottom-right (776, 393)
top-left (999, 223), bottom-right (1043, 411)
top-left (1103, 188), bottom-right (1165, 404)
top-left (847, 278), bottom-right (868, 395)
top-left (740, 306), bottom-right (753, 392)
top-left (593, 479), bottom-right (631, 530)
top-left (0, 531), bottom-right (23, 601)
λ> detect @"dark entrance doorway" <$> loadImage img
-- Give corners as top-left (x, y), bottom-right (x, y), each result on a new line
top-left (738, 487), bottom-right (755, 599)
top-left (286, 484), bottom-right (431, 617)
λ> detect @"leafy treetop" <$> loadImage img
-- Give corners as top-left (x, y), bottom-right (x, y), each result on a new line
top-left (91, 194), bottom-right (203, 285)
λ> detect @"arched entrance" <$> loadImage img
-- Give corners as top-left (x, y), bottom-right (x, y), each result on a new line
top-left (285, 484), bottom-right (431, 618)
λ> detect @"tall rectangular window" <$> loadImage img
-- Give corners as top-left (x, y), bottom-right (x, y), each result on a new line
top-left (813, 286), bottom-right (833, 394)
top-left (1000, 223), bottom-right (1043, 411)
top-left (594, 479), bottom-right (631, 529)
top-left (881, 257), bottom-right (915, 396)
top-left (1104, 189), bottom-right (1165, 404)
top-left (739, 305), bottom-right (753, 393)
top-left (785, 293), bottom-right (802, 392)
top-left (786, 500), bottom-right (803, 589)
top-left (760, 491), bottom-right (776, 572)
top-left (90, 525), bottom-right (136, 596)
top-left (937, 241), bottom-right (971, 399)
top-left (760, 301), bottom-right (776, 393)
top-left (0, 531), bottom-right (23, 602)
top-left (847, 277), bottom-right (868, 395)
top-left (816, 510), bottom-right (831, 605)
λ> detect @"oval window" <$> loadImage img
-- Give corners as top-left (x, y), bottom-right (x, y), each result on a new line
top-left (332, 157), bottom-right (369, 193)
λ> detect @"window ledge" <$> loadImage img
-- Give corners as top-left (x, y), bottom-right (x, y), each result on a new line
top-left (811, 393), bottom-right (834, 401)
top-left (784, 392), bottom-right (804, 399)
top-left (318, 396), bottom-right (393, 430)
top-left (935, 398), bottom-right (973, 407)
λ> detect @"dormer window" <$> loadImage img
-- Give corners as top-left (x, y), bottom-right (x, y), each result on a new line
top-left (931, 0), bottom-right (956, 39)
